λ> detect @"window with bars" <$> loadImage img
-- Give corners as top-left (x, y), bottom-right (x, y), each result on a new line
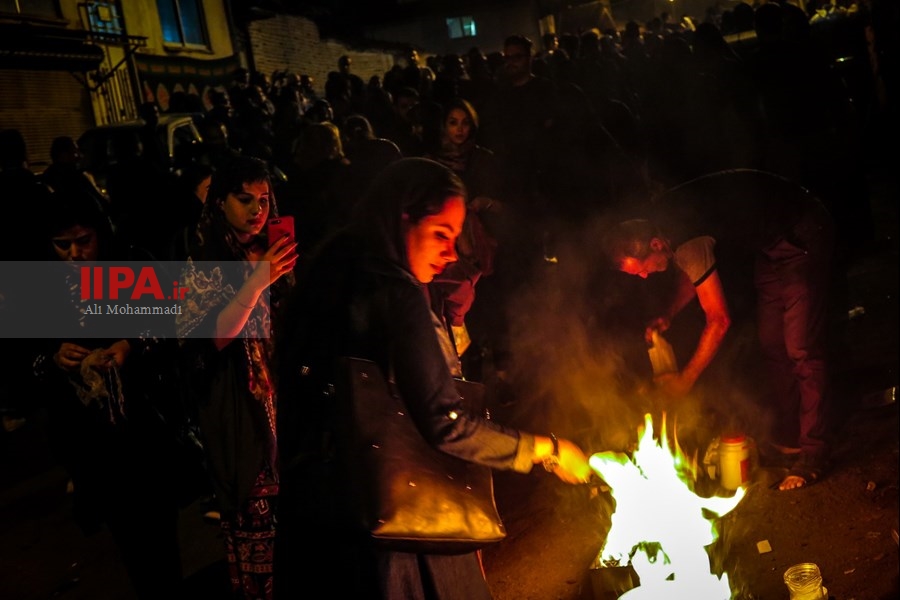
top-left (446, 16), bottom-right (476, 40)
top-left (86, 2), bottom-right (124, 36)
top-left (156, 0), bottom-right (208, 48)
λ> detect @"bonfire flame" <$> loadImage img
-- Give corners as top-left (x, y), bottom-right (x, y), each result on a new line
top-left (590, 413), bottom-right (745, 599)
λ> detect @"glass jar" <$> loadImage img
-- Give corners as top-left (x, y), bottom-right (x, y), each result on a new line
top-left (783, 563), bottom-right (827, 599)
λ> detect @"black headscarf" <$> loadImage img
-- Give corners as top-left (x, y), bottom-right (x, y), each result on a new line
top-left (350, 157), bottom-right (467, 272)
top-left (276, 158), bottom-right (467, 467)
top-left (430, 98), bottom-right (479, 175)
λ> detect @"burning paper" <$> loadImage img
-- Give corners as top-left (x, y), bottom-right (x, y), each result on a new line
top-left (590, 413), bottom-right (745, 599)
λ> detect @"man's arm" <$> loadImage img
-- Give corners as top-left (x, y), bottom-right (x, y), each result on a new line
top-left (645, 268), bottom-right (697, 341)
top-left (670, 268), bottom-right (699, 318)
top-left (656, 269), bottom-right (731, 396)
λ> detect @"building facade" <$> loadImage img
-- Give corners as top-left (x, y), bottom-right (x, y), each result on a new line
top-left (0, 0), bottom-right (237, 167)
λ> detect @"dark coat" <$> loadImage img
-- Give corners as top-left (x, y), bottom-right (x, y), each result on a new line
top-left (274, 158), bottom-right (534, 599)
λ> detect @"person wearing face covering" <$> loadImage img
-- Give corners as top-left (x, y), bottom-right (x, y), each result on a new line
top-left (273, 158), bottom-right (591, 599)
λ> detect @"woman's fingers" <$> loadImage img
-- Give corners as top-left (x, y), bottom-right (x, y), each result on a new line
top-left (256, 239), bottom-right (299, 282)
top-left (268, 235), bottom-right (297, 256)
top-left (54, 346), bottom-right (85, 371)
top-left (60, 343), bottom-right (89, 361)
top-left (276, 246), bottom-right (298, 267)
top-left (271, 251), bottom-right (298, 282)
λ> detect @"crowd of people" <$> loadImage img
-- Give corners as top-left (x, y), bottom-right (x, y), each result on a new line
top-left (0, 2), bottom-right (891, 598)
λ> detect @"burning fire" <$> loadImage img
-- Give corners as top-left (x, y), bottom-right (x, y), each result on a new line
top-left (590, 413), bottom-right (745, 599)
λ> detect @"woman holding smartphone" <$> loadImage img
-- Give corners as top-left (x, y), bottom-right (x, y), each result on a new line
top-left (176, 155), bottom-right (297, 600)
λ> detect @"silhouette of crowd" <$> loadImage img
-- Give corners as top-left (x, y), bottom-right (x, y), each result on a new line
top-left (0, 1), bottom-right (894, 597)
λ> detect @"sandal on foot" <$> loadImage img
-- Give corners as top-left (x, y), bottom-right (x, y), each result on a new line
top-left (777, 463), bottom-right (823, 491)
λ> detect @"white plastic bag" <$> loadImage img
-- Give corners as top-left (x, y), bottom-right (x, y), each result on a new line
top-left (647, 330), bottom-right (678, 375)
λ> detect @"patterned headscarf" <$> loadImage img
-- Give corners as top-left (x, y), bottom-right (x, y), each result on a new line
top-left (176, 156), bottom-right (294, 448)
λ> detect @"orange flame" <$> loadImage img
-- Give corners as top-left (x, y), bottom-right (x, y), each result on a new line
top-left (590, 413), bottom-right (745, 598)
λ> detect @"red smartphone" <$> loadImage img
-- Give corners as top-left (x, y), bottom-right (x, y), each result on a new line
top-left (266, 216), bottom-right (294, 242)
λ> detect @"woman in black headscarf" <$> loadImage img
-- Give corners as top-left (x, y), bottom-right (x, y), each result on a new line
top-left (425, 98), bottom-right (510, 379)
top-left (274, 157), bottom-right (590, 599)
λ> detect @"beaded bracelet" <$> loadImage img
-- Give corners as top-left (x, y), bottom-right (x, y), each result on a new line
top-left (235, 297), bottom-right (256, 310)
top-left (542, 433), bottom-right (560, 472)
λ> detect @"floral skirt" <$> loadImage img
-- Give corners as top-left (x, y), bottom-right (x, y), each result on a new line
top-left (222, 464), bottom-right (278, 600)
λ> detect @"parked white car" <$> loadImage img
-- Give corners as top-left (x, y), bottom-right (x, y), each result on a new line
top-left (77, 113), bottom-right (204, 192)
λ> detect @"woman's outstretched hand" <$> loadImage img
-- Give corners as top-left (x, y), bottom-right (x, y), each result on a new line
top-left (554, 437), bottom-right (592, 484)
top-left (534, 434), bottom-right (592, 484)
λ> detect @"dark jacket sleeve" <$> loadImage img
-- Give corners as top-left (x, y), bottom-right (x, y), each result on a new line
top-left (385, 279), bottom-right (535, 473)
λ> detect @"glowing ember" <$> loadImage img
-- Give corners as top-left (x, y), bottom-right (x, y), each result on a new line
top-left (590, 413), bottom-right (745, 599)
